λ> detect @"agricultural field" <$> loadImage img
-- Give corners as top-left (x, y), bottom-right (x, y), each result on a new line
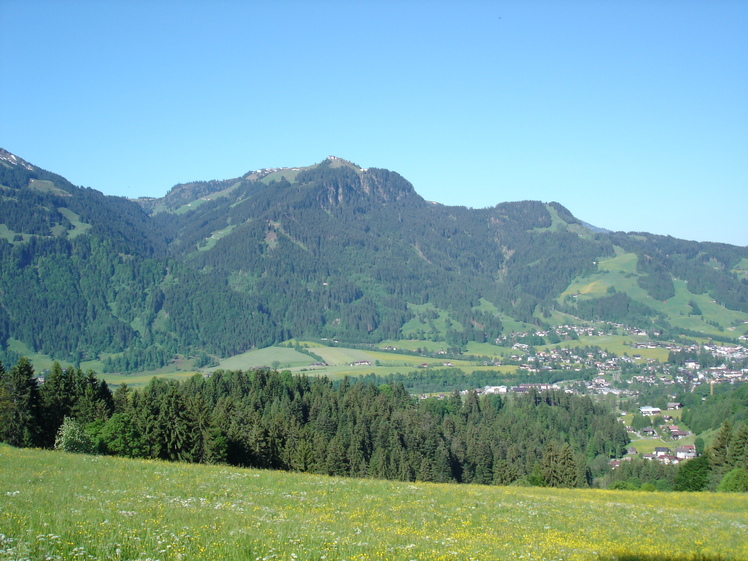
top-left (1, 445), bottom-right (746, 561)
top-left (212, 346), bottom-right (314, 372)
top-left (96, 369), bottom-right (199, 388)
top-left (572, 335), bottom-right (669, 363)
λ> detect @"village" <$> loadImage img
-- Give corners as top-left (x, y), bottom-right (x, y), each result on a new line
top-left (462, 324), bottom-right (746, 468)
top-left (495, 323), bottom-right (748, 395)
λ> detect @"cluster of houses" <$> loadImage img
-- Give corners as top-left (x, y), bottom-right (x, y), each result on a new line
top-left (635, 405), bottom-right (689, 438)
top-left (608, 403), bottom-right (698, 467)
top-left (566, 340), bottom-right (748, 400)
top-left (610, 444), bottom-right (697, 468)
top-left (423, 383), bottom-right (560, 400)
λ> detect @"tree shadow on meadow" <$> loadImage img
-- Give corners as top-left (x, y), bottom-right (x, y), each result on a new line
top-left (600, 554), bottom-right (729, 561)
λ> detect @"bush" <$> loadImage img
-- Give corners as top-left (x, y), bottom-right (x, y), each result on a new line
top-left (716, 468), bottom-right (748, 492)
top-left (609, 480), bottom-right (639, 490)
top-left (54, 416), bottom-right (96, 454)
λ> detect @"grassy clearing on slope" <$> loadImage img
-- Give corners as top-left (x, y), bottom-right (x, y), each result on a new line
top-left (400, 303), bottom-right (464, 340)
top-left (57, 207), bottom-right (92, 238)
top-left (196, 224), bottom-right (236, 252)
top-left (560, 251), bottom-right (641, 302)
top-left (212, 346), bottom-right (314, 372)
top-left (260, 168), bottom-right (304, 184)
top-left (28, 178), bottom-right (68, 196)
top-left (559, 250), bottom-right (748, 338)
top-left (654, 280), bottom-right (748, 337)
top-left (0, 224), bottom-right (22, 243)
top-left (173, 198), bottom-right (208, 214)
top-left (732, 258), bottom-right (748, 281)
top-left (1, 446), bottom-right (745, 561)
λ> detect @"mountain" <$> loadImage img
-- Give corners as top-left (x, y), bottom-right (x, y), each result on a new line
top-left (1, 149), bottom-right (747, 372)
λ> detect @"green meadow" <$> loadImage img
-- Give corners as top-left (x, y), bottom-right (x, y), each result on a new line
top-left (1, 445), bottom-right (745, 561)
top-left (211, 345), bottom-right (314, 372)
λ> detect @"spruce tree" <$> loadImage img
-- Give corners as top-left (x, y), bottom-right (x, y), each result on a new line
top-left (708, 420), bottom-right (733, 478)
top-left (0, 357), bottom-right (42, 447)
top-left (727, 423), bottom-right (748, 470)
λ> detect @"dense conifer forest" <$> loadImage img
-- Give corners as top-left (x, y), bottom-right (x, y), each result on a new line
top-left (0, 357), bottom-right (626, 487)
top-left (3, 357), bottom-right (746, 491)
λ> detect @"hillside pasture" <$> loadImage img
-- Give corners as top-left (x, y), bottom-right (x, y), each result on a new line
top-left (212, 346), bottom-right (314, 372)
top-left (260, 168), bottom-right (305, 184)
top-left (197, 224), bottom-right (236, 252)
top-left (560, 251), bottom-right (643, 302)
top-left (1, 446), bottom-right (745, 561)
top-left (0, 224), bottom-right (22, 243)
top-left (652, 280), bottom-right (748, 337)
top-left (732, 258), bottom-right (748, 281)
top-left (57, 207), bottom-right (92, 238)
top-left (559, 250), bottom-right (748, 338)
top-left (377, 339), bottom-right (453, 353)
top-left (28, 178), bottom-right (69, 196)
top-left (400, 303), bottom-right (464, 340)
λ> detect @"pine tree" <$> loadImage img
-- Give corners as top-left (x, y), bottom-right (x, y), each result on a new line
top-left (112, 383), bottom-right (131, 414)
top-left (541, 442), bottom-right (580, 488)
top-left (325, 434), bottom-right (349, 476)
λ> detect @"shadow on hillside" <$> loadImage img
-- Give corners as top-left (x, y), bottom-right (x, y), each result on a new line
top-left (600, 554), bottom-right (727, 561)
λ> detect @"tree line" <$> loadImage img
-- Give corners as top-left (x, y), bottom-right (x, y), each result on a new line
top-left (2, 358), bottom-right (630, 488)
top-left (3, 357), bottom-right (746, 491)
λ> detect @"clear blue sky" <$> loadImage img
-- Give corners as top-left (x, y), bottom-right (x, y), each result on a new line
top-left (1, 0), bottom-right (746, 246)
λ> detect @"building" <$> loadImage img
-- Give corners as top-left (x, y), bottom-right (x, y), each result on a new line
top-left (640, 406), bottom-right (661, 416)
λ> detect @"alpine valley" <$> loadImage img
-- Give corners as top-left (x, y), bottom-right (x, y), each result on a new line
top-left (1, 148), bottom-right (747, 374)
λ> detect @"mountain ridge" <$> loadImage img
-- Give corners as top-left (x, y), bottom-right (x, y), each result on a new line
top-left (1, 148), bottom-right (746, 372)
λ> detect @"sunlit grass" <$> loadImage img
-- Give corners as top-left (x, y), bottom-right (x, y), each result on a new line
top-left (1, 445), bottom-right (745, 561)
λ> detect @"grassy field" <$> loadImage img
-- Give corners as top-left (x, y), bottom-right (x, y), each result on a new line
top-left (212, 346), bottom-right (315, 372)
top-left (97, 369), bottom-right (200, 388)
top-left (1, 446), bottom-right (745, 561)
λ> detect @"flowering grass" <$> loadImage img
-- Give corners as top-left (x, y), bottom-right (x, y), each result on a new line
top-left (1, 445), bottom-right (745, 561)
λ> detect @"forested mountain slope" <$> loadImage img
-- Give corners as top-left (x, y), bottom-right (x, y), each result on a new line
top-left (1, 149), bottom-right (747, 371)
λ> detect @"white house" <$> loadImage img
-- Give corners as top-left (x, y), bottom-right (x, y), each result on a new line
top-left (640, 406), bottom-right (661, 416)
